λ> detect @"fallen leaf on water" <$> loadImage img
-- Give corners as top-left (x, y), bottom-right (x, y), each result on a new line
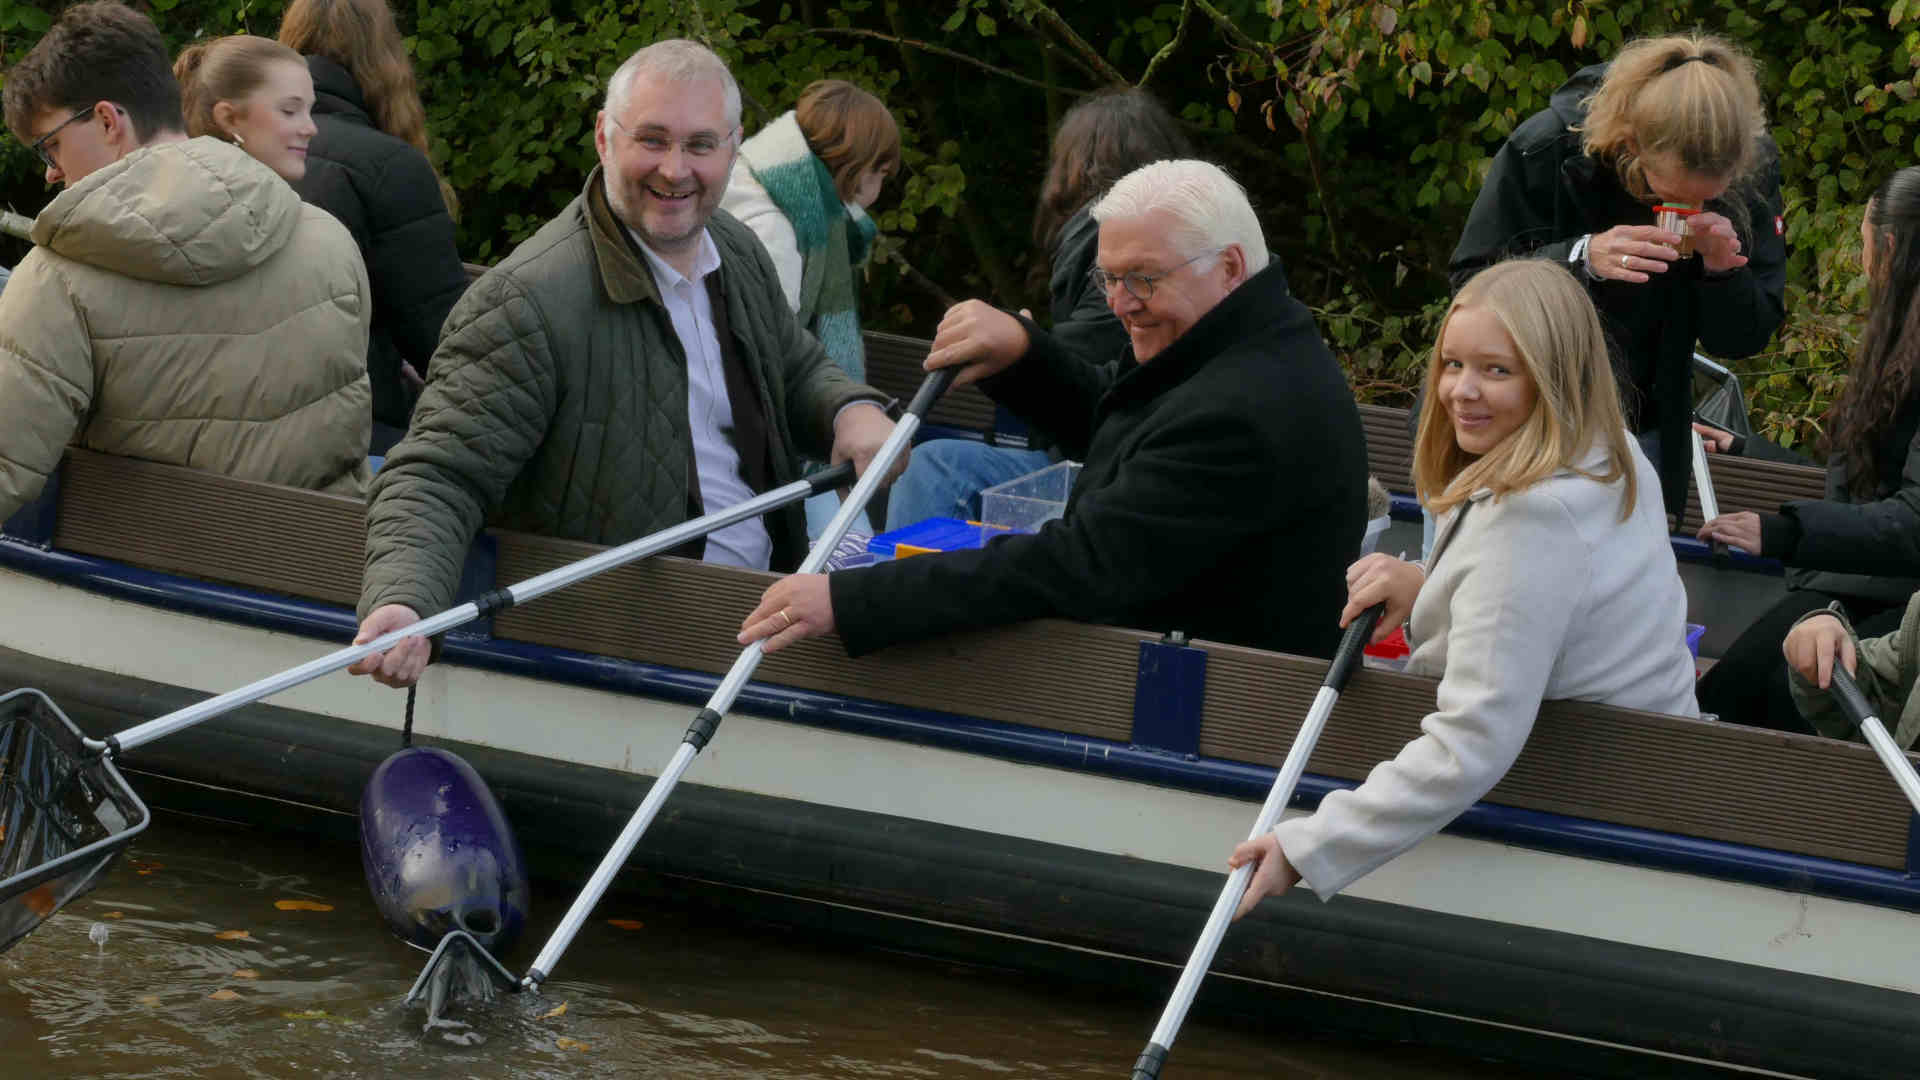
top-left (136, 995), bottom-right (161, 1007)
top-left (282, 1009), bottom-right (331, 1020)
top-left (555, 1037), bottom-right (590, 1052)
top-left (102, 911), bottom-right (125, 920)
top-left (213, 930), bottom-right (252, 941)
top-left (130, 860), bottom-right (164, 876)
top-left (21, 885), bottom-right (55, 917)
top-left (207, 989), bottom-right (241, 1001)
top-left (538, 1002), bottom-right (567, 1020)
top-left (231, 969), bottom-right (259, 979)
top-left (273, 900), bottom-right (334, 912)
top-left (605, 918), bottom-right (644, 931)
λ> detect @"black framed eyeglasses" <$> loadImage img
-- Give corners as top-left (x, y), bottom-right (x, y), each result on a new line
top-left (29, 106), bottom-right (95, 172)
top-left (1088, 249), bottom-right (1221, 302)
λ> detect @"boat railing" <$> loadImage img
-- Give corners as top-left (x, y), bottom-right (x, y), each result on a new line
top-left (6, 445), bottom-right (1917, 883)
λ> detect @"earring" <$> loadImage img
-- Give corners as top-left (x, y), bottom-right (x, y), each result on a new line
top-left (229, 131), bottom-right (246, 148)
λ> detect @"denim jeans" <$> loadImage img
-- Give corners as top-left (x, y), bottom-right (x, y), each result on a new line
top-left (804, 489), bottom-right (872, 541)
top-left (885, 440), bottom-right (1053, 531)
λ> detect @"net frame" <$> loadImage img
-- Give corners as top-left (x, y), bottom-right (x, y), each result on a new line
top-left (0, 688), bottom-right (149, 953)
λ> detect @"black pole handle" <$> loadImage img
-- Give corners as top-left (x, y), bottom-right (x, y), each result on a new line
top-left (806, 461), bottom-right (856, 494)
top-left (1130, 1042), bottom-right (1169, 1080)
top-left (1831, 666), bottom-right (1876, 734)
top-left (1325, 603), bottom-right (1386, 692)
top-left (906, 366), bottom-right (960, 419)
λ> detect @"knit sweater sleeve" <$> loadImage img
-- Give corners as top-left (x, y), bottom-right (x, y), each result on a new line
top-left (1272, 489), bottom-right (1584, 899)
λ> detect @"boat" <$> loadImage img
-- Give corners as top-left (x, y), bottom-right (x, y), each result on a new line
top-left (1, 347), bottom-right (1915, 1079)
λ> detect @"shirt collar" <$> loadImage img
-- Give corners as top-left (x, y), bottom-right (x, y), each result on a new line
top-left (630, 226), bottom-right (721, 290)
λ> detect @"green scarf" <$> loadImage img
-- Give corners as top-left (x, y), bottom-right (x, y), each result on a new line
top-left (739, 110), bottom-right (871, 381)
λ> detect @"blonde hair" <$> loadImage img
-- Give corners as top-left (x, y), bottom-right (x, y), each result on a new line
top-left (795, 80), bottom-right (900, 203)
top-left (1414, 260), bottom-right (1638, 520)
top-left (1580, 32), bottom-right (1765, 202)
top-left (173, 34), bottom-right (304, 142)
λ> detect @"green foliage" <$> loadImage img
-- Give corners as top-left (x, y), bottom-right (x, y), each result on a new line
top-left (0, 0), bottom-right (1910, 456)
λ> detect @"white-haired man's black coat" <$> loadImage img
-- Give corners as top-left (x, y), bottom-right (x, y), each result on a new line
top-left (830, 257), bottom-right (1368, 659)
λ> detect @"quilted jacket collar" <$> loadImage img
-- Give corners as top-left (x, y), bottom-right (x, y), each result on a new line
top-left (584, 166), bottom-right (664, 308)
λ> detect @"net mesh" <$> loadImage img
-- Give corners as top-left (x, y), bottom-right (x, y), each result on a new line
top-left (0, 689), bottom-right (148, 953)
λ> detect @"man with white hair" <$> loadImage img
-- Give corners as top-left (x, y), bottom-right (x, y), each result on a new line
top-left (740, 159), bottom-right (1367, 659)
top-left (350, 39), bottom-right (900, 687)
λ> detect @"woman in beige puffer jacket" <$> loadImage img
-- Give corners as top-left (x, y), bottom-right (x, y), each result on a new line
top-left (0, 135), bottom-right (371, 520)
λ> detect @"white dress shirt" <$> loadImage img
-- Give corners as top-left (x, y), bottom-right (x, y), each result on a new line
top-left (632, 229), bottom-right (774, 570)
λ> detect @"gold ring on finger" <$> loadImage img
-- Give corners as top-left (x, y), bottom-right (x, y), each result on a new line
top-left (777, 608), bottom-right (794, 630)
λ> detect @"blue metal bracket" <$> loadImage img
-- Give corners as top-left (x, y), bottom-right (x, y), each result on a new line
top-left (1131, 633), bottom-right (1208, 757)
top-left (0, 463), bottom-right (62, 547)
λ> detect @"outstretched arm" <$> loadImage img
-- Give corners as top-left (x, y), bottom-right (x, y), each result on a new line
top-left (1272, 493), bottom-right (1583, 900)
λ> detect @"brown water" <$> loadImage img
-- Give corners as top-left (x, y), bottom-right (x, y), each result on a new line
top-left (0, 814), bottom-right (1534, 1079)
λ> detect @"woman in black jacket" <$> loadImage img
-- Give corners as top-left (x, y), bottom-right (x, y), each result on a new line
top-left (1696, 168), bottom-right (1920, 731)
top-left (883, 87), bottom-right (1190, 529)
top-left (279, 0), bottom-right (468, 453)
top-left (1450, 32), bottom-right (1785, 521)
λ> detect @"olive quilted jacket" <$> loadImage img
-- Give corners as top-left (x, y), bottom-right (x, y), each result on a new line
top-left (360, 168), bottom-right (881, 619)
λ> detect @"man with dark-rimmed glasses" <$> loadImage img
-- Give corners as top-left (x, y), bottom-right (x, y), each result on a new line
top-left (3, 4), bottom-right (185, 188)
top-left (0, 1), bottom-right (375, 527)
top-left (741, 158), bottom-right (1369, 662)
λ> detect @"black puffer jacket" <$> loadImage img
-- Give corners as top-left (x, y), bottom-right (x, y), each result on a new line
top-left (1450, 63), bottom-right (1787, 518)
top-left (1755, 395), bottom-right (1920, 603)
top-left (829, 259), bottom-right (1368, 659)
top-left (294, 55), bottom-right (469, 434)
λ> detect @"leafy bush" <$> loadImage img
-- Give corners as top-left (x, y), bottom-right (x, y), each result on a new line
top-left (0, 0), bottom-right (1913, 458)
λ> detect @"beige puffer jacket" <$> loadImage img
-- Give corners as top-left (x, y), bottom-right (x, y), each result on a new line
top-left (0, 136), bottom-right (371, 521)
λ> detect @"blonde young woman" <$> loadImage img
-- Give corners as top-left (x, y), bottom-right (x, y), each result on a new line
top-left (174, 35), bottom-right (318, 183)
top-left (1449, 32), bottom-right (1785, 521)
top-left (1229, 259), bottom-right (1700, 911)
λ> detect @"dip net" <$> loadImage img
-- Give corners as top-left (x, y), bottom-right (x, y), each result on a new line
top-left (0, 689), bottom-right (148, 953)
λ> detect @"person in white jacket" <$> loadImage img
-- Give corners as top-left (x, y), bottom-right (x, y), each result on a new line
top-left (1230, 257), bottom-right (1700, 911)
top-left (720, 80), bottom-right (898, 539)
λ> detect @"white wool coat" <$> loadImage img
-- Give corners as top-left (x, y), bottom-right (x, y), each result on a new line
top-left (1274, 437), bottom-right (1699, 899)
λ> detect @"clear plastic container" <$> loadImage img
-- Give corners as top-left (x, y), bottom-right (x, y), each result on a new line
top-left (980, 461), bottom-right (1082, 534)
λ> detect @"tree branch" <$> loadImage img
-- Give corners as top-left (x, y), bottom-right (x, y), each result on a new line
top-left (881, 1), bottom-right (1025, 307)
top-left (1138, 0), bottom-right (1196, 90)
top-left (1192, 0), bottom-right (1266, 55)
top-left (1015, 2), bottom-right (1129, 87)
top-left (802, 27), bottom-right (1086, 96)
